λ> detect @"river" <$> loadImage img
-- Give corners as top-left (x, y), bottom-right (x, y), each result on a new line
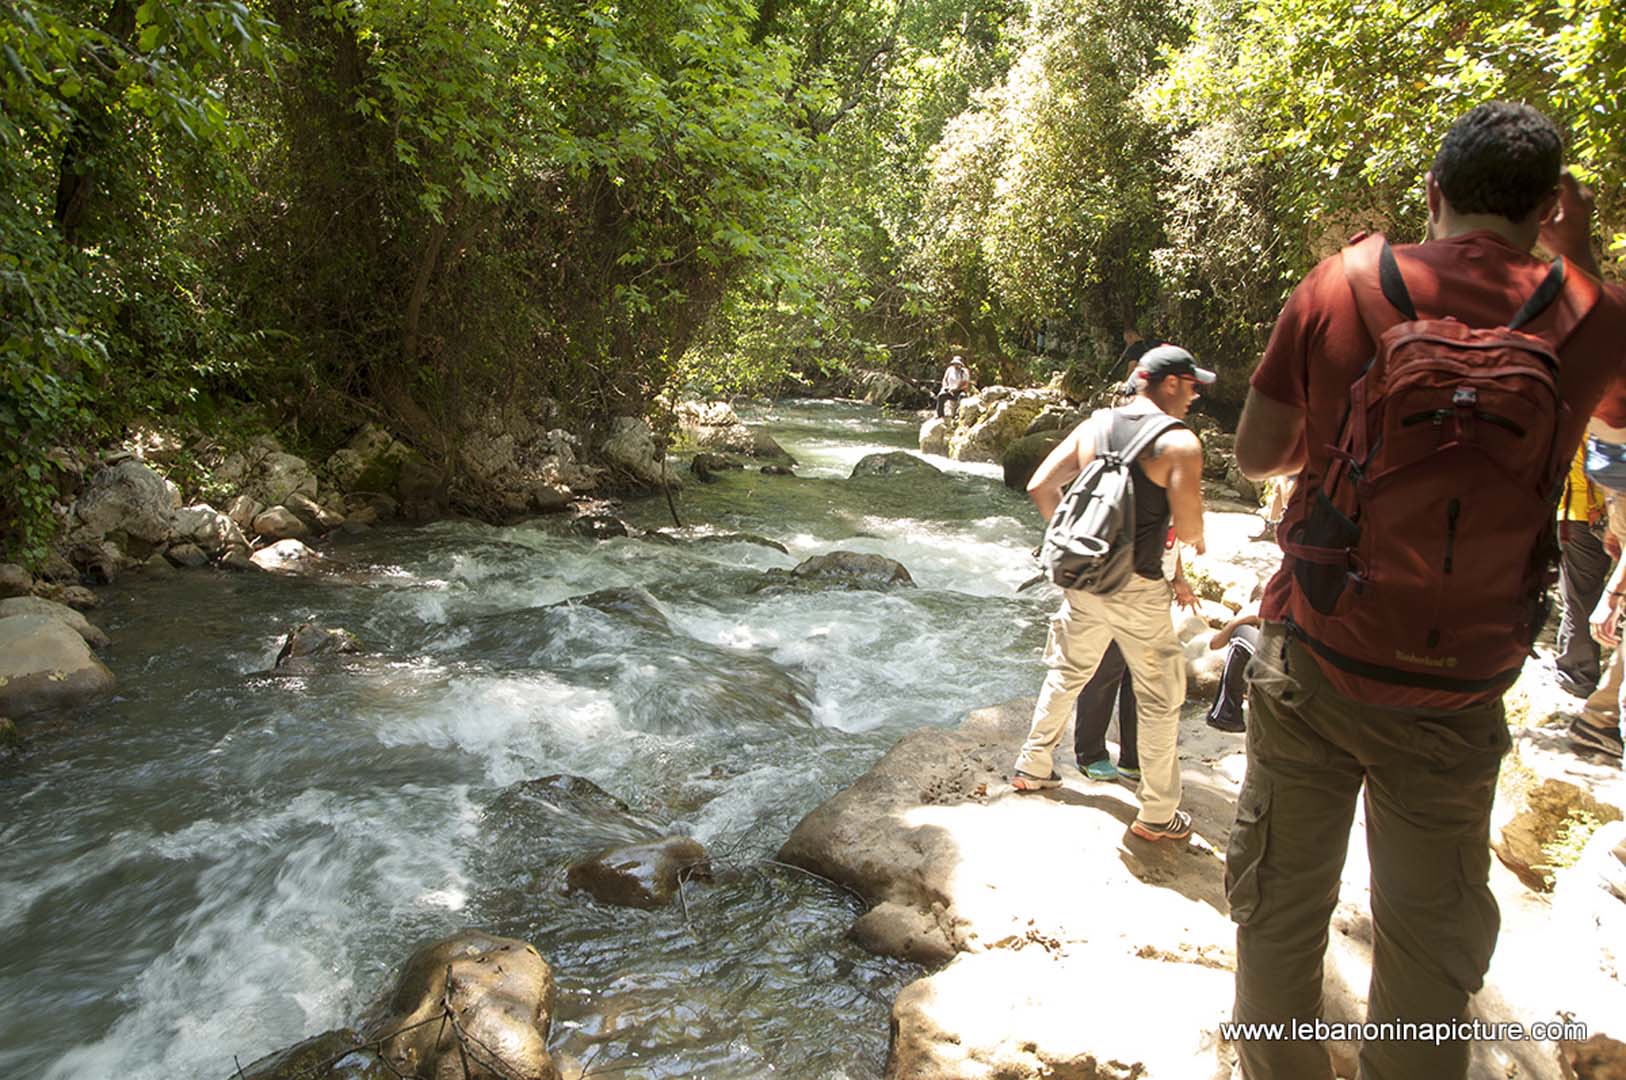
top-left (0, 400), bottom-right (1059, 1079)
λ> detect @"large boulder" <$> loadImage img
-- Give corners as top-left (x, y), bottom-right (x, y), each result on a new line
top-left (598, 416), bottom-right (679, 492)
top-left (1493, 738), bottom-right (1625, 892)
top-left (274, 623), bottom-right (362, 669)
top-left (215, 440), bottom-right (321, 509)
top-left (947, 387), bottom-right (1064, 463)
top-left (855, 369), bottom-right (931, 410)
top-left (849, 452), bottom-right (941, 480)
top-left (233, 1029), bottom-right (392, 1080)
top-left (0, 563), bottom-right (32, 598)
top-left (0, 596), bottom-right (109, 649)
top-left (565, 836), bottom-right (712, 909)
top-left (675, 401), bottom-right (793, 461)
top-left (0, 614), bottom-right (115, 717)
top-left (172, 503), bottom-right (251, 559)
top-left (788, 551), bottom-right (915, 589)
top-left (363, 930), bottom-right (560, 1080)
top-left (324, 425), bottom-right (413, 495)
top-left (918, 417), bottom-right (948, 456)
top-left (455, 415), bottom-right (597, 517)
top-left (1000, 431), bottom-right (1064, 491)
top-left (70, 460), bottom-right (178, 547)
top-left (251, 538), bottom-right (322, 574)
top-left (251, 506), bottom-right (310, 541)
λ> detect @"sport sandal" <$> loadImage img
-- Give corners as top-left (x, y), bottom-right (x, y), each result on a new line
top-left (1012, 769), bottom-right (1062, 792)
top-left (1130, 809), bottom-right (1193, 841)
top-left (1569, 716), bottom-right (1624, 762)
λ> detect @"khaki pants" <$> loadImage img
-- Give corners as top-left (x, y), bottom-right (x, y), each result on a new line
top-left (1014, 574), bottom-right (1185, 825)
top-left (1581, 494), bottom-right (1626, 732)
top-left (1228, 623), bottom-right (1509, 1080)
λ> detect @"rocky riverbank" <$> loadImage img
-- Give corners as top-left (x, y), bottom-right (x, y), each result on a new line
top-left (778, 506), bottom-right (1626, 1080)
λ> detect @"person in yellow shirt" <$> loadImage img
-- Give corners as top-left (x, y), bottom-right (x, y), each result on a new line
top-left (1556, 439), bottom-right (1611, 697)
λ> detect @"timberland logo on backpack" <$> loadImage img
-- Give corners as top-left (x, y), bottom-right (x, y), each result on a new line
top-left (1280, 233), bottom-right (1599, 708)
top-left (1394, 650), bottom-right (1458, 670)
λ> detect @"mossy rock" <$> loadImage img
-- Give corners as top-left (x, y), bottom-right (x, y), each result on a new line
top-left (1001, 432), bottom-right (1064, 491)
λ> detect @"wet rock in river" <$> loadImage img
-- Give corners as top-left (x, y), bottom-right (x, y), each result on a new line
top-left (849, 451), bottom-right (941, 479)
top-left (362, 930), bottom-right (560, 1080)
top-left (251, 538), bottom-right (321, 573)
top-left (766, 550), bottom-right (915, 590)
top-left (566, 836), bottom-right (712, 910)
top-left (918, 416), bottom-right (948, 456)
top-left (274, 623), bottom-right (362, 669)
top-left (0, 595), bottom-right (109, 649)
top-left (690, 451), bottom-right (744, 483)
top-left (0, 614), bottom-right (115, 718)
top-left (69, 459), bottom-right (179, 548)
top-left (233, 1028), bottom-right (392, 1080)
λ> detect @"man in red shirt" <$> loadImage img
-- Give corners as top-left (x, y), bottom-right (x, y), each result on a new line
top-left (1229, 102), bottom-right (1626, 1080)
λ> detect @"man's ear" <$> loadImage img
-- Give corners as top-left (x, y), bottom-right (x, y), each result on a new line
top-left (1530, 189), bottom-right (1560, 227)
top-left (1424, 171), bottom-right (1442, 221)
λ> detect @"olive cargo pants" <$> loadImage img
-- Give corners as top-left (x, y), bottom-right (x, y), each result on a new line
top-left (1227, 623), bottom-right (1509, 1080)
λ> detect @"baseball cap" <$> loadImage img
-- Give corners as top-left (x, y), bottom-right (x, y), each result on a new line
top-left (1137, 344), bottom-right (1215, 385)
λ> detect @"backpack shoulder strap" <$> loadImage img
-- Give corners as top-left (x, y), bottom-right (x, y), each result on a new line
top-left (1114, 413), bottom-right (1185, 466)
top-left (1510, 256), bottom-right (1602, 348)
top-left (1342, 233), bottom-right (1417, 344)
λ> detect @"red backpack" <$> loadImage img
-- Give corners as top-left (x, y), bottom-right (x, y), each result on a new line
top-left (1282, 234), bottom-right (1600, 709)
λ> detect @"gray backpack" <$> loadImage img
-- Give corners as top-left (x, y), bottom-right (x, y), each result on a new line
top-left (1040, 410), bottom-right (1183, 593)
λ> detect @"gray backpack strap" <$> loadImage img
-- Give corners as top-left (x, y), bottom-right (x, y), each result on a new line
top-left (1102, 411), bottom-right (1185, 467)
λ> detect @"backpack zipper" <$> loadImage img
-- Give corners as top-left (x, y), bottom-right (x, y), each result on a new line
top-left (1428, 498), bottom-right (1461, 650)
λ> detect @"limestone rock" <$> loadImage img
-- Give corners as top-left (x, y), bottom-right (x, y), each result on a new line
top-left (0, 596), bottom-right (108, 649)
top-left (675, 401), bottom-right (793, 461)
top-left (1551, 821), bottom-right (1626, 988)
top-left (565, 836), bottom-right (712, 909)
top-left (55, 585), bottom-right (98, 610)
top-left (885, 948), bottom-right (1233, 1080)
top-left (0, 614), bottom-right (116, 717)
top-left (251, 539), bottom-right (321, 573)
top-left (363, 930), bottom-right (560, 1080)
top-left (785, 551), bottom-right (914, 589)
top-left (918, 417), bottom-right (948, 456)
top-left (1562, 1033), bottom-right (1626, 1080)
top-left (691, 452), bottom-right (745, 483)
top-left (1493, 749), bottom-right (1625, 892)
top-left (850, 901), bottom-right (956, 967)
top-left (1202, 432), bottom-right (1237, 480)
top-left (67, 539), bottom-right (128, 583)
top-left (274, 623), bottom-right (362, 669)
top-left (855, 369), bottom-right (930, 410)
top-left (947, 387), bottom-right (1062, 463)
top-left (234, 1029), bottom-right (392, 1080)
top-left (0, 563), bottom-right (32, 598)
top-left (760, 463), bottom-right (794, 476)
top-left (226, 494), bottom-right (263, 532)
top-left (1226, 463), bottom-right (1262, 504)
top-left (598, 416), bottom-right (678, 492)
top-left (72, 460), bottom-right (177, 545)
top-left (324, 424), bottom-right (413, 494)
top-left (173, 503), bottom-right (250, 557)
top-left (1187, 646), bottom-right (1226, 700)
top-left (284, 492), bottom-right (345, 532)
top-left (246, 451), bottom-right (319, 508)
top-left (395, 458), bottom-right (445, 506)
top-left (164, 543), bottom-right (208, 568)
top-left (1000, 431), bottom-right (1063, 491)
top-left (251, 506), bottom-right (310, 541)
top-left (849, 452), bottom-right (941, 480)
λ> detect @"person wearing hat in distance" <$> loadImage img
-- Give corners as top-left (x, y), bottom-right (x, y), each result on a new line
top-left (1012, 344), bottom-right (1212, 843)
top-left (936, 354), bottom-right (972, 418)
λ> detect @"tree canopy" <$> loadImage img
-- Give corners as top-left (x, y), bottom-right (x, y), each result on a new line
top-left (3, 0), bottom-right (1622, 560)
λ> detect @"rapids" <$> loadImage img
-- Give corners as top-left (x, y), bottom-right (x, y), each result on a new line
top-left (0, 401), bottom-right (1059, 1079)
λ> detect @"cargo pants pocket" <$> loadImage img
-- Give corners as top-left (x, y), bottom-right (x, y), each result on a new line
top-left (1225, 773), bottom-right (1272, 925)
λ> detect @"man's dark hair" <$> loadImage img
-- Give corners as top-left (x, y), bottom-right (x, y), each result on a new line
top-left (1431, 102), bottom-right (1562, 222)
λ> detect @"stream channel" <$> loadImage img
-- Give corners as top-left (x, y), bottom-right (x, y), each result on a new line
top-left (1, 400), bottom-right (1062, 1079)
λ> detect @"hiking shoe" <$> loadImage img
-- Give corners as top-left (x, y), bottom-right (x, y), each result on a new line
top-left (1130, 809), bottom-right (1193, 842)
top-left (1569, 717), bottom-right (1625, 762)
top-left (1012, 769), bottom-right (1062, 792)
top-left (1078, 757), bottom-right (1119, 781)
top-left (1206, 712), bottom-right (1246, 734)
top-left (1116, 764), bottom-right (1142, 781)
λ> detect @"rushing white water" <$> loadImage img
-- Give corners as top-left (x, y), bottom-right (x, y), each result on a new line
top-left (0, 400), bottom-right (1057, 1079)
